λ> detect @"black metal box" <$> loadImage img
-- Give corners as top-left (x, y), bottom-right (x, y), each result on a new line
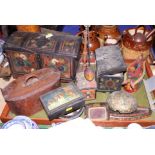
top-left (96, 45), bottom-right (126, 92)
top-left (40, 82), bottom-right (85, 120)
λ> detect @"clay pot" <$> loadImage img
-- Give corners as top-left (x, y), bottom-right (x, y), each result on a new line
top-left (16, 25), bottom-right (41, 32)
top-left (88, 31), bottom-right (100, 51)
top-left (96, 25), bottom-right (121, 45)
top-left (77, 30), bottom-right (100, 52)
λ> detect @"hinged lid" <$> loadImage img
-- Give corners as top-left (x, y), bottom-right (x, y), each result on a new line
top-left (2, 68), bottom-right (60, 101)
top-left (40, 82), bottom-right (84, 116)
top-left (4, 31), bottom-right (82, 58)
top-left (96, 45), bottom-right (127, 76)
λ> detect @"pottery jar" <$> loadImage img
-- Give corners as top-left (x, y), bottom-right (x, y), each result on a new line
top-left (97, 25), bottom-right (121, 45)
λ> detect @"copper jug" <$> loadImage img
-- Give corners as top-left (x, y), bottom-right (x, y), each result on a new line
top-left (96, 25), bottom-right (121, 45)
top-left (16, 25), bottom-right (41, 32)
top-left (122, 26), bottom-right (154, 51)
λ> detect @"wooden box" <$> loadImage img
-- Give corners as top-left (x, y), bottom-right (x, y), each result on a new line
top-left (1, 68), bottom-right (60, 116)
top-left (76, 65), bottom-right (97, 100)
top-left (4, 31), bottom-right (82, 82)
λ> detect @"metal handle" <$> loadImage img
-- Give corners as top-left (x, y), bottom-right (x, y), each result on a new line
top-left (134, 25), bottom-right (146, 36)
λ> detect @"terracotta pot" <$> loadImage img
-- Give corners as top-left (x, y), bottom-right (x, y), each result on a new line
top-left (96, 25), bottom-right (121, 45)
top-left (16, 25), bottom-right (41, 32)
top-left (77, 30), bottom-right (100, 52)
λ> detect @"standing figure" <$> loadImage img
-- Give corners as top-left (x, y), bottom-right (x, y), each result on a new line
top-left (123, 56), bottom-right (146, 93)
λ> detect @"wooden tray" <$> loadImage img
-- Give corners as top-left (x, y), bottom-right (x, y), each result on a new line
top-left (1, 103), bottom-right (155, 127)
top-left (1, 59), bottom-right (155, 128)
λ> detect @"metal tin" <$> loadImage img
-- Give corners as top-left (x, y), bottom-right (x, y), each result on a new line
top-left (40, 82), bottom-right (85, 120)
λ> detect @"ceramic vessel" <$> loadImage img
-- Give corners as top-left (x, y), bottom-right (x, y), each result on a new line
top-left (2, 115), bottom-right (39, 129)
top-left (96, 25), bottom-right (121, 45)
top-left (122, 26), bottom-right (154, 51)
top-left (77, 30), bottom-right (100, 52)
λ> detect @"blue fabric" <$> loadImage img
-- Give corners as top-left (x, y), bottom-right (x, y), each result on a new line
top-left (62, 25), bottom-right (80, 35)
top-left (62, 25), bottom-right (152, 35)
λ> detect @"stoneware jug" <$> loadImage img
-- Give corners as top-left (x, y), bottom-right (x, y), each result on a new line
top-left (96, 25), bottom-right (121, 45)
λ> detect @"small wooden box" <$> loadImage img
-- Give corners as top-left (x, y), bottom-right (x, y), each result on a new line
top-left (4, 31), bottom-right (82, 82)
top-left (76, 65), bottom-right (97, 100)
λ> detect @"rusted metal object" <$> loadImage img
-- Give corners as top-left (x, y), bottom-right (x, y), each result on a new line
top-left (1, 68), bottom-right (60, 116)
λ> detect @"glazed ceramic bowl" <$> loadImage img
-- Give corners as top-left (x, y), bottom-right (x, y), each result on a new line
top-left (13, 116), bottom-right (39, 129)
top-left (2, 115), bottom-right (39, 129)
top-left (1, 119), bottom-right (27, 129)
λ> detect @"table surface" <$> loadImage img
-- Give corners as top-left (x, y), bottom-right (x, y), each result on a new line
top-left (0, 25), bottom-right (154, 128)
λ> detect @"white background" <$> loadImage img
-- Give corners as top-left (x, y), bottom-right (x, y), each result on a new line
top-left (0, 0), bottom-right (155, 155)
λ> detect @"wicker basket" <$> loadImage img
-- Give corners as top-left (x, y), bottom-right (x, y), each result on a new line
top-left (121, 43), bottom-right (150, 62)
top-left (121, 26), bottom-right (153, 63)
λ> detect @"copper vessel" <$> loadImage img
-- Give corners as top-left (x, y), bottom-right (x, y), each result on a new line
top-left (96, 25), bottom-right (121, 45)
top-left (16, 25), bottom-right (41, 32)
top-left (122, 26), bottom-right (154, 51)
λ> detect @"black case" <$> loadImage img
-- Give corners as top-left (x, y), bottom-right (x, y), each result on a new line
top-left (40, 82), bottom-right (85, 120)
top-left (95, 45), bottom-right (126, 92)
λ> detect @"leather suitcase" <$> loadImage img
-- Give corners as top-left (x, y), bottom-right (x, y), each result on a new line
top-left (4, 31), bottom-right (81, 82)
top-left (1, 68), bottom-right (60, 116)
